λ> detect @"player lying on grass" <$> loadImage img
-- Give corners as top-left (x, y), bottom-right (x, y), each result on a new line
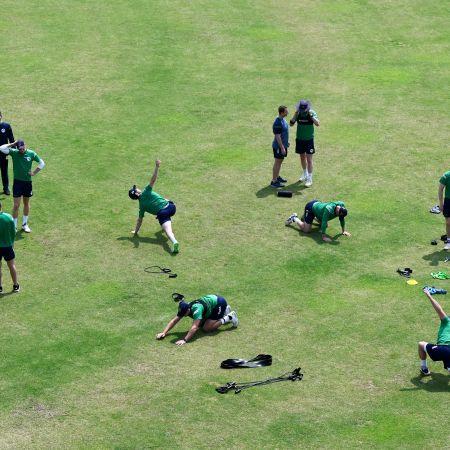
top-left (285, 200), bottom-right (351, 242)
top-left (156, 294), bottom-right (238, 346)
top-left (418, 288), bottom-right (450, 376)
top-left (129, 159), bottom-right (179, 254)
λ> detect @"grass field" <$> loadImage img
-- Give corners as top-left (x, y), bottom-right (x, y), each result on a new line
top-left (1, 0), bottom-right (449, 448)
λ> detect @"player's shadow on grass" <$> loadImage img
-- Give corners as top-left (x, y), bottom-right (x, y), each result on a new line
top-left (422, 249), bottom-right (447, 267)
top-left (256, 183), bottom-right (306, 198)
top-left (14, 230), bottom-right (25, 241)
top-left (117, 230), bottom-right (172, 254)
top-left (285, 225), bottom-right (340, 245)
top-left (166, 328), bottom-right (236, 344)
top-left (402, 373), bottom-right (450, 392)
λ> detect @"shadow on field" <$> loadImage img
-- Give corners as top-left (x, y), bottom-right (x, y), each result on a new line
top-left (255, 182), bottom-right (306, 198)
top-left (402, 373), bottom-right (450, 392)
top-left (285, 224), bottom-right (340, 245)
top-left (167, 329), bottom-right (236, 344)
top-left (117, 230), bottom-right (172, 254)
top-left (422, 250), bottom-right (447, 267)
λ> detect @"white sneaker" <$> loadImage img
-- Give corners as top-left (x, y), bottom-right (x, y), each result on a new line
top-left (22, 224), bottom-right (31, 233)
top-left (299, 174), bottom-right (307, 182)
top-left (285, 213), bottom-right (298, 226)
top-left (305, 177), bottom-right (313, 187)
top-left (224, 305), bottom-right (231, 316)
top-left (444, 242), bottom-right (450, 251)
top-left (229, 311), bottom-right (239, 327)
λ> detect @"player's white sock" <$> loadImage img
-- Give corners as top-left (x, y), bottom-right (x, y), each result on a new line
top-left (420, 359), bottom-right (428, 369)
top-left (22, 215), bottom-right (28, 226)
top-left (220, 315), bottom-right (232, 325)
top-left (13, 218), bottom-right (17, 228)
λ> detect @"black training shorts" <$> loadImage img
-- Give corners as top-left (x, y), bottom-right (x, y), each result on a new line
top-left (443, 198), bottom-right (450, 218)
top-left (13, 179), bottom-right (33, 198)
top-left (295, 138), bottom-right (315, 155)
top-left (426, 343), bottom-right (450, 369)
top-left (0, 246), bottom-right (15, 261)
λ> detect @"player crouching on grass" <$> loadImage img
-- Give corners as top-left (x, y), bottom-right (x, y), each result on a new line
top-left (418, 288), bottom-right (450, 376)
top-left (285, 200), bottom-right (351, 242)
top-left (129, 159), bottom-right (179, 254)
top-left (156, 294), bottom-right (238, 346)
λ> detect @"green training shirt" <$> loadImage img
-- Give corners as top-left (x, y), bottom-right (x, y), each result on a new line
top-left (437, 316), bottom-right (450, 346)
top-left (191, 295), bottom-right (219, 321)
top-left (9, 148), bottom-right (41, 182)
top-left (0, 212), bottom-right (16, 247)
top-left (312, 201), bottom-right (346, 234)
top-left (439, 171), bottom-right (450, 199)
top-left (295, 109), bottom-right (319, 141)
top-left (138, 184), bottom-right (169, 218)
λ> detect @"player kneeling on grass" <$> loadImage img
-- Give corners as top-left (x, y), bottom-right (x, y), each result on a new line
top-left (285, 200), bottom-right (351, 242)
top-left (129, 159), bottom-right (179, 254)
top-left (156, 294), bottom-right (238, 346)
top-left (418, 288), bottom-right (450, 376)
top-left (0, 202), bottom-right (19, 293)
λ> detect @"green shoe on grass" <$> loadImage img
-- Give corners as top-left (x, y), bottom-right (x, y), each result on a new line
top-left (172, 242), bottom-right (179, 254)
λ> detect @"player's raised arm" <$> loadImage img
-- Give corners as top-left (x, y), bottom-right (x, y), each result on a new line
top-left (424, 288), bottom-right (447, 320)
top-left (149, 159), bottom-right (161, 187)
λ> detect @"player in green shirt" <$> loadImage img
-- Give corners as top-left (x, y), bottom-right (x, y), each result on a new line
top-left (156, 294), bottom-right (238, 346)
top-left (438, 170), bottom-right (450, 250)
top-left (129, 159), bottom-right (179, 254)
top-left (289, 100), bottom-right (320, 187)
top-left (0, 140), bottom-right (45, 233)
top-left (418, 288), bottom-right (450, 375)
top-left (285, 200), bottom-right (351, 242)
top-left (0, 202), bottom-right (19, 293)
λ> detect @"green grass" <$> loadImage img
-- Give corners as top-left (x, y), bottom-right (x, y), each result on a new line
top-left (0, 0), bottom-right (449, 448)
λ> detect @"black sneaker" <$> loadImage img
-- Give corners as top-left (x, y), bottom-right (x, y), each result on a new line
top-left (420, 367), bottom-right (430, 376)
top-left (277, 176), bottom-right (287, 183)
top-left (0, 286), bottom-right (3, 294)
top-left (13, 284), bottom-right (20, 293)
top-left (3, 188), bottom-right (10, 196)
top-left (270, 180), bottom-right (285, 188)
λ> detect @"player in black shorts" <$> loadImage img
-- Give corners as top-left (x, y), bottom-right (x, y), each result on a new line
top-left (418, 288), bottom-right (450, 376)
top-left (0, 202), bottom-right (19, 293)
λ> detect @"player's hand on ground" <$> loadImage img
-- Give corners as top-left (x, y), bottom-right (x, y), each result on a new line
top-left (322, 235), bottom-right (333, 242)
top-left (156, 332), bottom-right (165, 340)
top-left (131, 230), bottom-right (138, 236)
top-left (342, 231), bottom-right (351, 237)
top-left (175, 339), bottom-right (186, 346)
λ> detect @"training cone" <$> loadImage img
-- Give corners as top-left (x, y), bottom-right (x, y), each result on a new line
top-left (407, 279), bottom-right (418, 285)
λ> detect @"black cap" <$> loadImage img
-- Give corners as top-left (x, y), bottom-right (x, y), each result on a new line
top-left (128, 185), bottom-right (139, 200)
top-left (177, 301), bottom-right (190, 318)
top-left (298, 100), bottom-right (311, 112)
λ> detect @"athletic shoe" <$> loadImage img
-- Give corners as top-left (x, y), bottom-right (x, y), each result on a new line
top-left (172, 242), bottom-right (179, 254)
top-left (3, 188), bottom-right (10, 196)
top-left (224, 305), bottom-right (231, 316)
top-left (0, 286), bottom-right (3, 294)
top-left (445, 241), bottom-right (450, 251)
top-left (299, 174), bottom-right (307, 182)
top-left (420, 367), bottom-right (430, 376)
top-left (270, 180), bottom-right (285, 188)
top-left (305, 177), bottom-right (313, 187)
top-left (285, 213), bottom-right (298, 226)
top-left (277, 176), bottom-right (287, 183)
top-left (229, 311), bottom-right (239, 327)
top-left (13, 284), bottom-right (20, 293)
top-left (22, 224), bottom-right (31, 233)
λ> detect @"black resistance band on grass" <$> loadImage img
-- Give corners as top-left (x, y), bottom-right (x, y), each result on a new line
top-left (216, 367), bottom-right (303, 394)
top-left (144, 265), bottom-right (177, 278)
top-left (220, 354), bottom-right (272, 369)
